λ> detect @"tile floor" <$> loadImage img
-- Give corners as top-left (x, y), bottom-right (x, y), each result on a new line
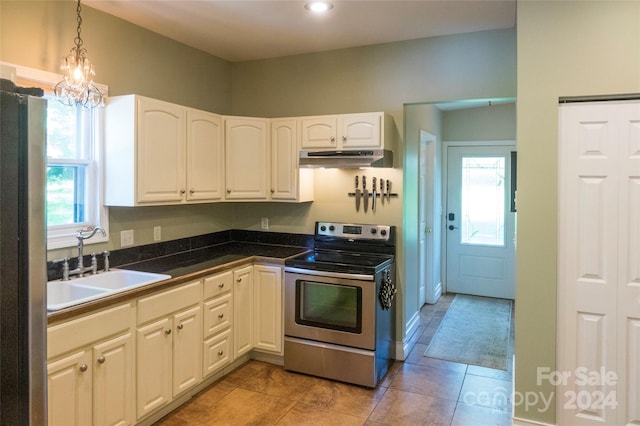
top-left (155, 293), bottom-right (514, 426)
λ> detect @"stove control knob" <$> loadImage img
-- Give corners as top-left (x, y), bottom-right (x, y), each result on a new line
top-left (320, 225), bottom-right (327, 231)
top-left (329, 225), bottom-right (335, 231)
top-left (371, 228), bottom-right (377, 234)
top-left (381, 229), bottom-right (387, 236)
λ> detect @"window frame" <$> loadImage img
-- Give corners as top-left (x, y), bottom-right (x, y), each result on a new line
top-left (2, 62), bottom-right (110, 249)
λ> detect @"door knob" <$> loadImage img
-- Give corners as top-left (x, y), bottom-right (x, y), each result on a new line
top-left (448, 225), bottom-right (459, 230)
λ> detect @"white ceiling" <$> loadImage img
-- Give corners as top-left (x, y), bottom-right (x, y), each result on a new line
top-left (84, 0), bottom-right (516, 63)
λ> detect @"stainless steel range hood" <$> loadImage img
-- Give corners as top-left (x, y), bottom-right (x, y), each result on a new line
top-left (299, 149), bottom-right (393, 168)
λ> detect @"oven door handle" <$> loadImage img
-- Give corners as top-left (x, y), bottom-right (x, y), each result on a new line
top-left (284, 267), bottom-right (374, 281)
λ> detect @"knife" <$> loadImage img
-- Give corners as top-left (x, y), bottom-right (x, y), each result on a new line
top-left (380, 178), bottom-right (385, 206)
top-left (355, 175), bottom-right (361, 212)
top-left (372, 177), bottom-right (377, 212)
top-left (386, 180), bottom-right (391, 203)
top-left (363, 176), bottom-right (369, 212)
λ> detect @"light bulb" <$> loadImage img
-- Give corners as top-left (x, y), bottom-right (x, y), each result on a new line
top-left (305, 1), bottom-right (333, 13)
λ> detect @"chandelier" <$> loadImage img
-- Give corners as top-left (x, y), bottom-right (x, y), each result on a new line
top-left (54, 0), bottom-right (103, 108)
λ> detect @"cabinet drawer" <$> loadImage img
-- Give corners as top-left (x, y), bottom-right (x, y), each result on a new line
top-left (203, 328), bottom-right (232, 377)
top-left (137, 280), bottom-right (202, 325)
top-left (203, 293), bottom-right (232, 338)
top-left (203, 271), bottom-right (233, 299)
top-left (48, 303), bottom-right (133, 359)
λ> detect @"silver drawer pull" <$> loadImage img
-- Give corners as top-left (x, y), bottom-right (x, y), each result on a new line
top-left (79, 364), bottom-right (88, 372)
top-left (97, 356), bottom-right (105, 364)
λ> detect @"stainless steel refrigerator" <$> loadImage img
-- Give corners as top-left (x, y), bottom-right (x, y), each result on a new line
top-left (1, 82), bottom-right (47, 425)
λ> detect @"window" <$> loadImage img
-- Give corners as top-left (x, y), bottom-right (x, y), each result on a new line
top-left (2, 62), bottom-right (109, 249)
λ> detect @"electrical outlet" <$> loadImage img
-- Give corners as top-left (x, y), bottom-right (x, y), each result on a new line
top-left (261, 217), bottom-right (269, 230)
top-left (153, 226), bottom-right (161, 241)
top-left (120, 229), bottom-right (134, 247)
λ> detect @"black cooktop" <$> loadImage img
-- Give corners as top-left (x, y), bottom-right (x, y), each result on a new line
top-left (285, 249), bottom-right (394, 274)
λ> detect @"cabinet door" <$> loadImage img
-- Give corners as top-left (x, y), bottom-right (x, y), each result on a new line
top-left (271, 119), bottom-right (298, 200)
top-left (136, 317), bottom-right (172, 419)
top-left (340, 113), bottom-right (381, 148)
top-left (253, 265), bottom-right (283, 353)
top-left (186, 110), bottom-right (224, 201)
top-left (93, 332), bottom-right (135, 426)
top-left (233, 265), bottom-right (254, 357)
top-left (225, 118), bottom-right (269, 199)
top-left (301, 117), bottom-right (337, 149)
top-left (47, 350), bottom-right (92, 426)
top-left (172, 305), bottom-right (202, 397)
top-left (136, 97), bottom-right (186, 203)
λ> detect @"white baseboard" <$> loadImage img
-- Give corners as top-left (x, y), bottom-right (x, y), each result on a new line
top-left (512, 416), bottom-right (555, 426)
top-left (395, 311), bottom-right (421, 360)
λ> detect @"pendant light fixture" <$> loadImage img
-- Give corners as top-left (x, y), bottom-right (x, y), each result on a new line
top-left (54, 0), bottom-right (103, 108)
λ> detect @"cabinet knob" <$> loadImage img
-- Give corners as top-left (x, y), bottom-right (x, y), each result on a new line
top-left (218, 283), bottom-right (225, 288)
top-left (97, 356), bottom-right (105, 364)
top-left (165, 328), bottom-right (172, 335)
top-left (342, 136), bottom-right (347, 142)
top-left (330, 136), bottom-right (335, 143)
top-left (189, 189), bottom-right (195, 194)
top-left (180, 189), bottom-right (186, 194)
top-left (177, 324), bottom-right (184, 330)
top-left (218, 313), bottom-right (224, 319)
top-left (226, 189), bottom-right (231, 194)
top-left (218, 350), bottom-right (224, 356)
top-left (79, 364), bottom-right (88, 372)
top-left (271, 189), bottom-right (275, 194)
top-left (237, 278), bottom-right (242, 283)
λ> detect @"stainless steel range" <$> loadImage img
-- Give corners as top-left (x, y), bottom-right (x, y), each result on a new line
top-left (284, 222), bottom-right (396, 388)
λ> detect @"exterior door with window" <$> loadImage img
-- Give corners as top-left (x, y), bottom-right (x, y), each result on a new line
top-left (446, 145), bottom-right (516, 299)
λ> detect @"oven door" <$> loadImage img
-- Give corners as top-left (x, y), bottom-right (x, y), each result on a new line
top-left (284, 271), bottom-right (376, 350)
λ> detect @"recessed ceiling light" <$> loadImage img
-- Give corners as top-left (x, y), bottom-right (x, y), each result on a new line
top-left (305, 1), bottom-right (333, 13)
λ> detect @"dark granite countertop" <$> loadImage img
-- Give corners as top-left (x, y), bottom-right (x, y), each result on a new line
top-left (47, 241), bottom-right (310, 323)
top-left (121, 242), bottom-right (309, 277)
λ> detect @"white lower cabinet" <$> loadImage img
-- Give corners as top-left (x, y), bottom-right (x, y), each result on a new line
top-left (47, 303), bottom-right (135, 426)
top-left (233, 265), bottom-right (255, 357)
top-left (136, 280), bottom-right (202, 420)
top-left (253, 264), bottom-right (283, 354)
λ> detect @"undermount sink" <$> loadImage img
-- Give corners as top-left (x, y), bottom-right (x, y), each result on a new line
top-left (47, 269), bottom-right (171, 311)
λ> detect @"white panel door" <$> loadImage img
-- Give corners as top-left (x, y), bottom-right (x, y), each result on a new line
top-left (253, 265), bottom-right (283, 353)
top-left (136, 318), bottom-right (172, 419)
top-left (225, 118), bottom-right (269, 199)
top-left (47, 351), bottom-right (92, 426)
top-left (558, 101), bottom-right (640, 425)
top-left (445, 145), bottom-right (516, 299)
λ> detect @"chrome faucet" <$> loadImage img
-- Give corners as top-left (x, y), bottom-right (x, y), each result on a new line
top-left (68, 225), bottom-right (106, 278)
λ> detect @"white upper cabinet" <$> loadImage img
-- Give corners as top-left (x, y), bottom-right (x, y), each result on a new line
top-left (301, 113), bottom-right (383, 150)
top-left (186, 109), bottom-right (224, 201)
top-left (136, 97), bottom-right (186, 204)
top-left (270, 119), bottom-right (313, 202)
top-left (104, 95), bottom-right (223, 206)
top-left (224, 117), bottom-right (269, 200)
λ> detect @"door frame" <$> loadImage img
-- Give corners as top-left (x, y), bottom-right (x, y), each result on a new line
top-left (442, 140), bottom-right (517, 295)
top-left (419, 130), bottom-right (442, 305)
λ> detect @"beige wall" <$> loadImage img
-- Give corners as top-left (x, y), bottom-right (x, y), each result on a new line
top-left (442, 102), bottom-right (516, 141)
top-left (516, 2), bottom-right (640, 424)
